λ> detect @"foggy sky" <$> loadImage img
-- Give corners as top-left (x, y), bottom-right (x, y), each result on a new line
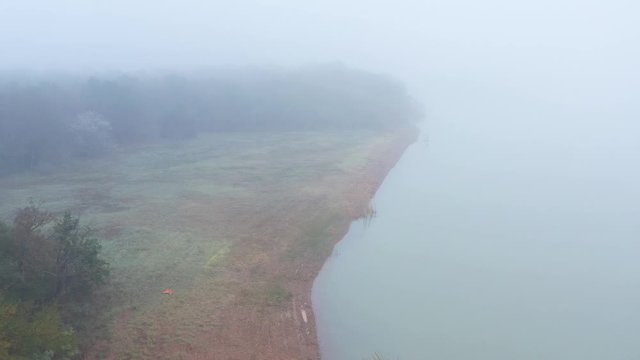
top-left (1, 0), bottom-right (640, 134)
top-left (2, 1), bottom-right (638, 83)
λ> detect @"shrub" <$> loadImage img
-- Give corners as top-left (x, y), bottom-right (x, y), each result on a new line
top-left (0, 296), bottom-right (78, 360)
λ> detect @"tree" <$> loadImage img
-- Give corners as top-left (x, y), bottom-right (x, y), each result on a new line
top-left (0, 221), bottom-right (17, 294)
top-left (51, 212), bottom-right (109, 300)
top-left (6, 205), bottom-right (56, 301)
top-left (67, 111), bottom-right (114, 158)
top-left (0, 206), bottom-right (109, 302)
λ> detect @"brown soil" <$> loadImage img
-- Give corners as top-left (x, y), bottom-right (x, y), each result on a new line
top-left (87, 127), bottom-right (418, 360)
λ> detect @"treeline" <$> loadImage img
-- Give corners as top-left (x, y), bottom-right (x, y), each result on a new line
top-left (0, 65), bottom-right (422, 175)
top-left (0, 205), bottom-right (109, 359)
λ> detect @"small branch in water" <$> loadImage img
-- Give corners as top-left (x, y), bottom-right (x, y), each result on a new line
top-left (362, 200), bottom-right (377, 226)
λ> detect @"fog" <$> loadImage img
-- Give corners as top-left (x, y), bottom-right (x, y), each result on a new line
top-left (2, 0), bottom-right (640, 359)
top-left (3, 1), bottom-right (639, 122)
top-left (3, 0), bottom-right (640, 136)
top-left (1, 2), bottom-right (636, 75)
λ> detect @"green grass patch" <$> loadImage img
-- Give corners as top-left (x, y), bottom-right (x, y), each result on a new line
top-left (204, 242), bottom-right (231, 272)
top-left (264, 281), bottom-right (292, 306)
top-left (285, 211), bottom-right (345, 261)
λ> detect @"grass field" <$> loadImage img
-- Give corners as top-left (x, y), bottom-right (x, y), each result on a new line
top-left (0, 129), bottom-right (411, 358)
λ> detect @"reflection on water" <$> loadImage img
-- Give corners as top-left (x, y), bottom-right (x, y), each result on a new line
top-left (312, 82), bottom-right (640, 360)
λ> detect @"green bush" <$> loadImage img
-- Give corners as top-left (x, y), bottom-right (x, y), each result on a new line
top-left (0, 205), bottom-right (109, 359)
top-left (0, 296), bottom-right (78, 360)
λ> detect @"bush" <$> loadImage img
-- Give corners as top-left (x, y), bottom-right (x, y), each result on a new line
top-left (0, 296), bottom-right (78, 360)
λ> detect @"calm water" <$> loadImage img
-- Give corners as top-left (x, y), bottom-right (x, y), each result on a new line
top-left (312, 81), bottom-right (640, 360)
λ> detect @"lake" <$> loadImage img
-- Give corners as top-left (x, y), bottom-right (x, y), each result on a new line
top-left (312, 79), bottom-right (640, 360)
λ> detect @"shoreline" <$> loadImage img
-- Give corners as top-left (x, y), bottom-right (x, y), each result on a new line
top-left (76, 127), bottom-right (420, 359)
top-left (170, 127), bottom-right (419, 360)
top-left (300, 126), bottom-right (419, 359)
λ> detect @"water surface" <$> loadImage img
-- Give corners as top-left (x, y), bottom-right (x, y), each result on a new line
top-left (313, 81), bottom-right (640, 360)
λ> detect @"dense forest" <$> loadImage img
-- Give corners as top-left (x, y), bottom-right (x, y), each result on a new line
top-left (0, 65), bottom-right (422, 176)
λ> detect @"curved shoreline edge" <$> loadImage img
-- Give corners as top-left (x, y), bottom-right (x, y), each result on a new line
top-left (303, 126), bottom-right (420, 359)
top-left (78, 127), bottom-right (421, 360)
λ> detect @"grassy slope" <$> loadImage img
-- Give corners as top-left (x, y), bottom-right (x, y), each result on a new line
top-left (0, 129), bottom-right (415, 359)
